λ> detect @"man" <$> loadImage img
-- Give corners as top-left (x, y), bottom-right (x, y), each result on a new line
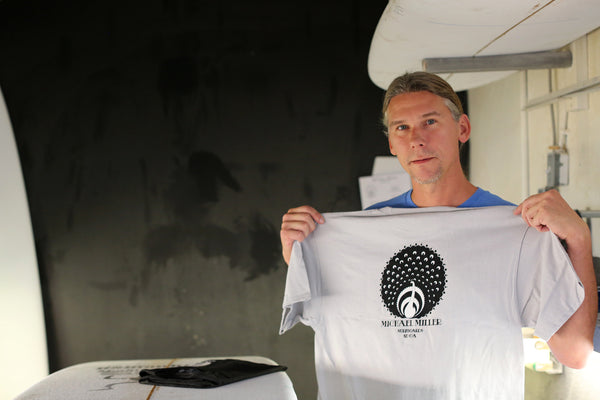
top-left (279, 72), bottom-right (597, 398)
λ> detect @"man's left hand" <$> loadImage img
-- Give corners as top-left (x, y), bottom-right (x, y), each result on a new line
top-left (514, 189), bottom-right (590, 248)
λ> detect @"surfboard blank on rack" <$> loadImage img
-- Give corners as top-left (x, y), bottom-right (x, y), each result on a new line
top-left (15, 357), bottom-right (297, 400)
top-left (368, 0), bottom-right (600, 92)
top-left (0, 87), bottom-right (48, 399)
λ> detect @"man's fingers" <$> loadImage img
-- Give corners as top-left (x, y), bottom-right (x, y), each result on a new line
top-left (281, 220), bottom-right (316, 240)
top-left (280, 205), bottom-right (325, 265)
top-left (280, 228), bottom-right (306, 246)
top-left (513, 203), bottom-right (522, 216)
top-left (285, 205), bottom-right (325, 224)
top-left (515, 189), bottom-right (583, 237)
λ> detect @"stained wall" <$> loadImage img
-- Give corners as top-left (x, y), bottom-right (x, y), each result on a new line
top-left (0, 1), bottom-right (389, 398)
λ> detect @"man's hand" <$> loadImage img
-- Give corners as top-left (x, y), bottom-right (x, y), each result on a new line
top-left (280, 206), bottom-right (325, 265)
top-left (514, 189), bottom-right (590, 248)
top-left (515, 189), bottom-right (597, 369)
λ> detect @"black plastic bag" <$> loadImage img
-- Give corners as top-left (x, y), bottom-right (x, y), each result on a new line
top-left (139, 359), bottom-right (288, 389)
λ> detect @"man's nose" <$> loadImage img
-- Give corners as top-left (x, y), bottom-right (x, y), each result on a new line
top-left (409, 128), bottom-right (426, 147)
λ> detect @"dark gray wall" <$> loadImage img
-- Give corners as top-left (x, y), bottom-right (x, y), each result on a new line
top-left (0, 0), bottom-right (388, 398)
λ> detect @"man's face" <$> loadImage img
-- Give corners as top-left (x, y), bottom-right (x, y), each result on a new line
top-left (386, 91), bottom-right (470, 185)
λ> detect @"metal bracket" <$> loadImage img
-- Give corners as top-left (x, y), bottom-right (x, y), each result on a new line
top-left (423, 49), bottom-right (572, 74)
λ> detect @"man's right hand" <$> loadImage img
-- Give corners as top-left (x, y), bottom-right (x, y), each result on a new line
top-left (280, 206), bottom-right (324, 265)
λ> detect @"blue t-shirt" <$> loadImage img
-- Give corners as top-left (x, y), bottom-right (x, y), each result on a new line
top-left (365, 188), bottom-right (515, 210)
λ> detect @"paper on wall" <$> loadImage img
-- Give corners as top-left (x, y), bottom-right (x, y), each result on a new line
top-left (359, 156), bottom-right (411, 209)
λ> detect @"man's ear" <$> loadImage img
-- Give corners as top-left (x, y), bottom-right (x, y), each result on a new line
top-left (388, 137), bottom-right (397, 155)
top-left (458, 114), bottom-right (471, 144)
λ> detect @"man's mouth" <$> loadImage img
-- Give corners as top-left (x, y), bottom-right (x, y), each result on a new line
top-left (410, 157), bottom-right (435, 165)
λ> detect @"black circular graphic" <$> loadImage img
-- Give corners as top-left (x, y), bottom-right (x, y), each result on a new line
top-left (380, 244), bottom-right (446, 319)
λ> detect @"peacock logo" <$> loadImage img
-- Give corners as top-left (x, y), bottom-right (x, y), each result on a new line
top-left (380, 244), bottom-right (446, 319)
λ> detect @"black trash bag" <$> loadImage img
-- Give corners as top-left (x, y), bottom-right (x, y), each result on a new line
top-left (139, 359), bottom-right (288, 389)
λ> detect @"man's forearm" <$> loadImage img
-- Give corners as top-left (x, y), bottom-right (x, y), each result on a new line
top-left (547, 235), bottom-right (597, 369)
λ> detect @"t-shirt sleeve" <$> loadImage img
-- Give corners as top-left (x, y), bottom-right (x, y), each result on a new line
top-left (516, 228), bottom-right (585, 341)
top-left (280, 241), bottom-right (313, 334)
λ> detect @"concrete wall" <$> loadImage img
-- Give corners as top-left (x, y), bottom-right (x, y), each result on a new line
top-left (469, 28), bottom-right (600, 400)
top-left (0, 1), bottom-right (389, 399)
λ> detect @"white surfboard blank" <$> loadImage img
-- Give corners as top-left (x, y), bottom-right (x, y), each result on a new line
top-left (15, 357), bottom-right (297, 400)
top-left (0, 87), bottom-right (49, 399)
top-left (368, 0), bottom-right (600, 91)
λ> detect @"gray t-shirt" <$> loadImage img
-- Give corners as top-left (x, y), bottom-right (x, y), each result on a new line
top-left (280, 206), bottom-right (583, 400)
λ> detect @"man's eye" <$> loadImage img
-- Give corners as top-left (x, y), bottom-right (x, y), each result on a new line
top-left (396, 124), bottom-right (408, 131)
top-left (425, 119), bottom-right (436, 125)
